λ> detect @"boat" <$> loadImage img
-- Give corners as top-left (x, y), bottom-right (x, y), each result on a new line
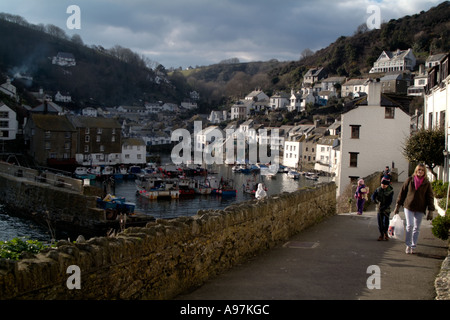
top-left (88, 166), bottom-right (102, 178)
top-left (211, 177), bottom-right (237, 196)
top-left (135, 176), bottom-right (180, 200)
top-left (102, 166), bottom-right (114, 176)
top-left (305, 172), bottom-right (319, 181)
top-left (287, 170), bottom-right (300, 179)
top-left (96, 194), bottom-right (136, 220)
top-left (74, 167), bottom-right (96, 180)
top-left (178, 178), bottom-right (196, 196)
top-left (194, 179), bottom-right (212, 195)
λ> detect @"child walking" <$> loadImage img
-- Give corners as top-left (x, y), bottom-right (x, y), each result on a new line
top-left (355, 179), bottom-right (368, 215)
top-left (371, 179), bottom-right (394, 241)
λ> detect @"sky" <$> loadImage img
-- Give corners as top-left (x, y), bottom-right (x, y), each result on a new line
top-left (0, 0), bottom-right (446, 69)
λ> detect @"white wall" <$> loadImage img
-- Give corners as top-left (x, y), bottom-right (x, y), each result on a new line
top-left (337, 104), bottom-right (410, 195)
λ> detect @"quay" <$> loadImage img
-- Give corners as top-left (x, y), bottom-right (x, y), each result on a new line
top-left (0, 161), bottom-right (154, 237)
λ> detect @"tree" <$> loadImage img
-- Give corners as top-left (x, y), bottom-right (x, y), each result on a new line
top-left (402, 128), bottom-right (445, 178)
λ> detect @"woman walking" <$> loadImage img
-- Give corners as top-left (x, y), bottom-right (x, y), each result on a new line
top-left (394, 164), bottom-right (435, 254)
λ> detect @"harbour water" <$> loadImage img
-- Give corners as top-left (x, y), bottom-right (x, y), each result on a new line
top-left (0, 163), bottom-right (329, 242)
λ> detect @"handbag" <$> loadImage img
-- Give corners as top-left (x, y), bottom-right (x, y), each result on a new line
top-left (388, 214), bottom-right (405, 240)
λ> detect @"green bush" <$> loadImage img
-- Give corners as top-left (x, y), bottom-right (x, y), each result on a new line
top-left (0, 237), bottom-right (45, 260)
top-left (431, 180), bottom-right (449, 198)
top-left (431, 212), bottom-right (450, 241)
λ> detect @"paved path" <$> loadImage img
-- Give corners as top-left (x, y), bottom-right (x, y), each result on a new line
top-left (176, 182), bottom-right (448, 300)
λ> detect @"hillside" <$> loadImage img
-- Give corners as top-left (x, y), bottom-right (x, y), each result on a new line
top-left (0, 17), bottom-right (186, 107)
top-left (184, 1), bottom-right (450, 104)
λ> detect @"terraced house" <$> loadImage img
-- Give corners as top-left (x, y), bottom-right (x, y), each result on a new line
top-left (24, 114), bottom-right (77, 167)
top-left (68, 116), bottom-right (122, 166)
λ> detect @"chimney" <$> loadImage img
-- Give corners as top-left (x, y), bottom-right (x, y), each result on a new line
top-left (367, 79), bottom-right (381, 106)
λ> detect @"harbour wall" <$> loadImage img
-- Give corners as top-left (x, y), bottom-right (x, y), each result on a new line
top-left (0, 182), bottom-right (337, 300)
top-left (0, 162), bottom-right (106, 235)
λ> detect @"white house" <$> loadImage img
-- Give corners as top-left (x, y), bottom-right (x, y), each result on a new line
top-left (423, 53), bottom-right (449, 181)
top-left (82, 107), bottom-right (98, 117)
top-left (0, 79), bottom-right (17, 101)
top-left (245, 90), bottom-right (269, 102)
top-left (289, 89), bottom-right (303, 112)
top-left (321, 76), bottom-right (346, 93)
top-left (337, 81), bottom-right (410, 195)
top-left (369, 48), bottom-right (416, 73)
top-left (231, 100), bottom-right (253, 120)
top-left (208, 110), bottom-right (228, 124)
top-left (52, 52), bottom-right (76, 67)
top-left (314, 135), bottom-right (339, 174)
top-left (0, 102), bottom-right (18, 140)
top-left (341, 78), bottom-right (370, 97)
top-left (54, 91), bottom-right (72, 103)
top-left (283, 135), bottom-right (303, 169)
top-left (269, 92), bottom-right (290, 110)
top-left (121, 138), bottom-right (146, 165)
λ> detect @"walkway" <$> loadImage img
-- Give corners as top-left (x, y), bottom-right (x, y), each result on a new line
top-left (175, 182), bottom-right (448, 300)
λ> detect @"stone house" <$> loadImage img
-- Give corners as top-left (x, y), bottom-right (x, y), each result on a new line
top-left (303, 67), bottom-right (327, 84)
top-left (24, 114), bottom-right (77, 166)
top-left (68, 116), bottom-right (122, 166)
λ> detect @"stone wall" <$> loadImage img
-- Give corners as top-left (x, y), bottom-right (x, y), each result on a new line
top-left (0, 173), bottom-right (104, 234)
top-left (0, 182), bottom-right (337, 300)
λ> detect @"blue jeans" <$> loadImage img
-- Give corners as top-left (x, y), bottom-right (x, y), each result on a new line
top-left (404, 208), bottom-right (424, 248)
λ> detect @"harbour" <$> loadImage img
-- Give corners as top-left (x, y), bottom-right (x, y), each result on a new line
top-left (0, 160), bottom-right (330, 242)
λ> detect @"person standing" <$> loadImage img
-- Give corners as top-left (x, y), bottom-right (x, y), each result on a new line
top-left (394, 164), bottom-right (435, 254)
top-left (355, 179), bottom-right (368, 215)
top-left (371, 179), bottom-right (394, 241)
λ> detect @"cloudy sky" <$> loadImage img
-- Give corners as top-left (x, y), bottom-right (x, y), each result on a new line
top-left (0, 0), bottom-right (445, 69)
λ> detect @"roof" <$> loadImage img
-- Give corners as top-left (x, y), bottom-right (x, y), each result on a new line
top-left (31, 114), bottom-right (76, 131)
top-left (123, 138), bottom-right (145, 146)
top-left (343, 93), bottom-right (412, 114)
top-left (69, 116), bottom-right (121, 129)
top-left (32, 101), bottom-right (63, 113)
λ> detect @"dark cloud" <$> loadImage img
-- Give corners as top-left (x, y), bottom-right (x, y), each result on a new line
top-left (0, 0), bottom-right (445, 68)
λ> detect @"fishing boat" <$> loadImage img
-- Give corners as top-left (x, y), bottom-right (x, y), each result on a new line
top-left (194, 179), bottom-right (212, 195)
top-left (214, 177), bottom-right (237, 196)
top-left (135, 176), bottom-right (180, 200)
top-left (178, 178), bottom-right (196, 196)
top-left (305, 172), bottom-right (319, 181)
top-left (74, 167), bottom-right (96, 180)
top-left (287, 170), bottom-right (300, 179)
top-left (96, 194), bottom-right (136, 220)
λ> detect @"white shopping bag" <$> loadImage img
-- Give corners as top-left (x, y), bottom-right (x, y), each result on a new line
top-left (388, 214), bottom-right (405, 240)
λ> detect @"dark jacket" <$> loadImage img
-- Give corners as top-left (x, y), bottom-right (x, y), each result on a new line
top-left (371, 185), bottom-right (394, 215)
top-left (396, 176), bottom-right (435, 213)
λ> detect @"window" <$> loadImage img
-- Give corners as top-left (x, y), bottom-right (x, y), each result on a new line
top-left (349, 152), bottom-right (359, 167)
top-left (350, 125), bottom-right (360, 139)
top-left (0, 112), bottom-right (8, 118)
top-left (85, 128), bottom-right (90, 134)
top-left (85, 135), bottom-right (90, 142)
top-left (385, 107), bottom-right (395, 119)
